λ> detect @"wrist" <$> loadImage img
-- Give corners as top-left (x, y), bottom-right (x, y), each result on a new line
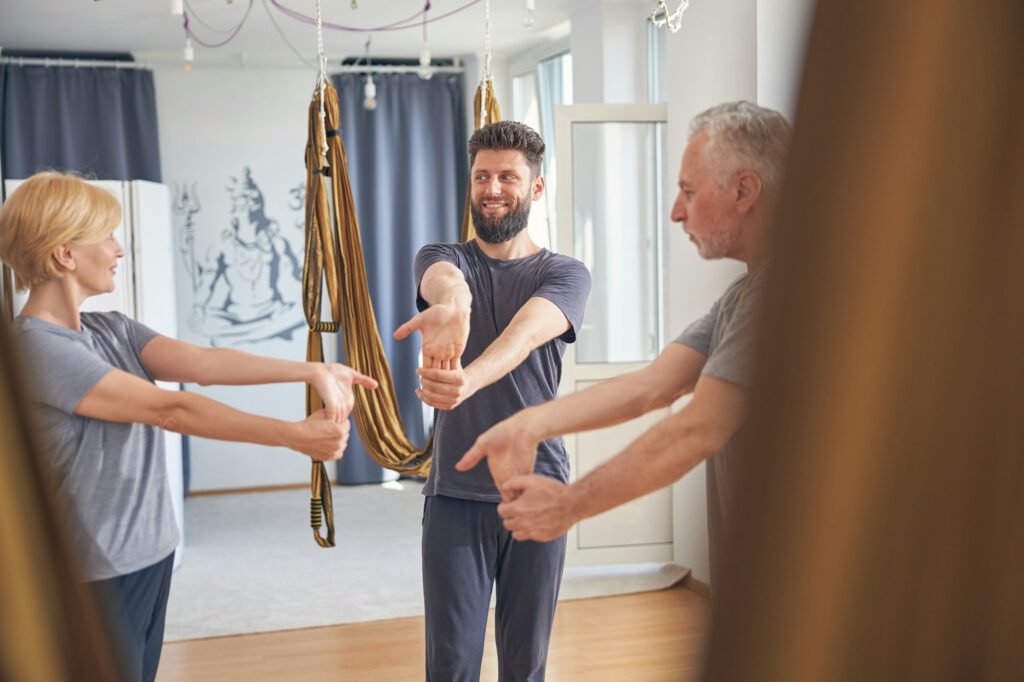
top-left (279, 420), bottom-right (302, 452)
top-left (462, 364), bottom-right (481, 395)
top-left (563, 482), bottom-right (588, 525)
top-left (440, 294), bottom-right (472, 315)
top-left (518, 406), bottom-right (550, 443)
top-left (307, 362), bottom-right (328, 384)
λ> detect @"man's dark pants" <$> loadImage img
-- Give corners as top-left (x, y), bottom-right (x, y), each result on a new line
top-left (423, 495), bottom-right (567, 682)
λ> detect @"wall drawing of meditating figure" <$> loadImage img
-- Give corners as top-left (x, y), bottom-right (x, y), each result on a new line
top-left (175, 168), bottom-right (305, 347)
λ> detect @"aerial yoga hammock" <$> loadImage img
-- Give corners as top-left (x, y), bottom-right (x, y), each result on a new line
top-left (460, 79), bottom-right (502, 241)
top-left (301, 0), bottom-right (502, 547)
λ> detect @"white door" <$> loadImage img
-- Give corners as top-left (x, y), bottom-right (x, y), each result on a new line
top-left (129, 181), bottom-right (186, 569)
top-left (555, 104), bottom-right (674, 567)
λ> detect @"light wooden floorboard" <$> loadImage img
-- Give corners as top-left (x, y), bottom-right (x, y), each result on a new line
top-left (157, 584), bottom-right (709, 681)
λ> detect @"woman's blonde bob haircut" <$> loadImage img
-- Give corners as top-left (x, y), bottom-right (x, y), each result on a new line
top-left (0, 171), bottom-right (121, 291)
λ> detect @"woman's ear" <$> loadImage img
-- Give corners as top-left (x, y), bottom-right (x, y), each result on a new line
top-left (52, 244), bottom-right (76, 272)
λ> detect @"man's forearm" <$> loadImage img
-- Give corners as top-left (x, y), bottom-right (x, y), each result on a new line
top-left (464, 326), bottom-right (535, 395)
top-left (463, 297), bottom-right (570, 396)
top-left (518, 343), bottom-right (706, 444)
top-left (519, 370), bottom-right (670, 443)
top-left (421, 270), bottom-right (472, 310)
top-left (564, 410), bottom-right (721, 523)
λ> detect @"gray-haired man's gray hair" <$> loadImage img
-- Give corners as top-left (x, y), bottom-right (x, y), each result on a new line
top-left (689, 101), bottom-right (792, 196)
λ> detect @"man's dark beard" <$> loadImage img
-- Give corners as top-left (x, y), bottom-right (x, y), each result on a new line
top-left (471, 198), bottom-right (531, 244)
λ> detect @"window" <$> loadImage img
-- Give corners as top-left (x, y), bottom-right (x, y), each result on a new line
top-left (511, 51), bottom-right (573, 250)
top-left (646, 17), bottom-right (666, 103)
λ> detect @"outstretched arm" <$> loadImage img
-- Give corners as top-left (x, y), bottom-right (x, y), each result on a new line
top-left (456, 343), bottom-right (707, 486)
top-left (414, 296), bottom-right (571, 411)
top-left (139, 336), bottom-right (378, 423)
top-left (393, 261), bottom-right (472, 370)
top-left (496, 374), bottom-right (747, 541)
top-left (76, 369), bottom-right (351, 461)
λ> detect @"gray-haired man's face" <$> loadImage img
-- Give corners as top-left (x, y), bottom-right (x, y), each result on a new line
top-left (671, 133), bottom-right (743, 260)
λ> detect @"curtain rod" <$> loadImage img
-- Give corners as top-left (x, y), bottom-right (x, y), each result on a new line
top-left (0, 56), bottom-right (464, 74)
top-left (336, 65), bottom-right (463, 74)
top-left (0, 56), bottom-right (150, 69)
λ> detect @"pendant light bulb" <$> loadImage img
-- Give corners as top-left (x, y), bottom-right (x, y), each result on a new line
top-left (183, 37), bottom-right (195, 63)
top-left (363, 75), bottom-right (378, 110)
top-left (522, 0), bottom-right (536, 28)
top-left (418, 44), bottom-right (433, 80)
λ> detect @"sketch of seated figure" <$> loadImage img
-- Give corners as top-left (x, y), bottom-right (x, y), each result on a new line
top-left (183, 168), bottom-right (305, 347)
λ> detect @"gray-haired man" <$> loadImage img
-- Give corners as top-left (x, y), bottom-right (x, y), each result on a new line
top-left (456, 102), bottom-right (792, 587)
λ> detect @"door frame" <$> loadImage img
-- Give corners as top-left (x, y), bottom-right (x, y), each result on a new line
top-left (554, 103), bottom-right (678, 567)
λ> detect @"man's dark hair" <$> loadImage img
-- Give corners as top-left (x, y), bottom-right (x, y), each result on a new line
top-left (468, 121), bottom-right (545, 177)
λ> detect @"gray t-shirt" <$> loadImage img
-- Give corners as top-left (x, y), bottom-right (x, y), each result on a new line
top-left (15, 311), bottom-right (180, 581)
top-left (675, 268), bottom-right (766, 573)
top-left (414, 241), bottom-right (592, 502)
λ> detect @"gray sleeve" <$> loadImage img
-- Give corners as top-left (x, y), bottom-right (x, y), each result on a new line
top-left (122, 315), bottom-right (161, 358)
top-left (674, 297), bottom-right (722, 357)
top-left (533, 257), bottom-right (592, 343)
top-left (21, 332), bottom-right (114, 414)
top-left (702, 293), bottom-right (760, 387)
top-left (90, 311), bottom-right (161, 380)
top-left (414, 243), bottom-right (462, 312)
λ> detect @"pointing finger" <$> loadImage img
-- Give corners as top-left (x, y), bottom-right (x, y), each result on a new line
top-left (456, 442), bottom-right (487, 471)
top-left (351, 370), bottom-right (379, 390)
top-left (393, 316), bottom-right (420, 340)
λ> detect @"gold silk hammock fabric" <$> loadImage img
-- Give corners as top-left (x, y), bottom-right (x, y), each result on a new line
top-left (302, 82), bottom-right (432, 548)
top-left (460, 80), bottom-right (502, 242)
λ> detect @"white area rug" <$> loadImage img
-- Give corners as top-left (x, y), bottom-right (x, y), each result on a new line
top-left (165, 484), bottom-right (687, 641)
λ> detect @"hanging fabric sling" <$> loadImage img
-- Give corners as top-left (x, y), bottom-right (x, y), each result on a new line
top-left (302, 0), bottom-right (434, 544)
top-left (303, 81), bottom-right (435, 547)
top-left (301, 0), bottom-right (500, 546)
top-left (1, 179), bottom-right (13, 322)
top-left (302, 3), bottom-right (340, 547)
top-left (460, 79), bottom-right (503, 241)
top-left (460, 0), bottom-right (502, 242)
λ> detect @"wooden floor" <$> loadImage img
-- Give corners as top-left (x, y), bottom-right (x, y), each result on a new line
top-left (157, 584), bottom-right (709, 681)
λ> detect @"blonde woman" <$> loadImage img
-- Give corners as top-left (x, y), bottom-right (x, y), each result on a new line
top-left (0, 171), bottom-right (376, 682)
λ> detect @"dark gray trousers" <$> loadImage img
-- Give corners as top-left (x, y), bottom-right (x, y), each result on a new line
top-left (422, 495), bottom-right (567, 682)
top-left (91, 551), bottom-right (175, 682)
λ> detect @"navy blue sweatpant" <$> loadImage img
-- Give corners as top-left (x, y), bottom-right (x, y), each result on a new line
top-left (422, 495), bottom-right (567, 682)
top-left (91, 551), bottom-right (175, 682)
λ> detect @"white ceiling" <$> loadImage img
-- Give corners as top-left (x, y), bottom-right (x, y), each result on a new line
top-left (0, 0), bottom-right (587, 63)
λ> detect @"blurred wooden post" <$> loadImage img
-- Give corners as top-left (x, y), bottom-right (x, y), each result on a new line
top-left (704, 0), bottom-right (1024, 679)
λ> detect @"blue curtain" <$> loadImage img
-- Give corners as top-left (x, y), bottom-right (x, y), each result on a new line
top-left (0, 52), bottom-right (161, 182)
top-left (331, 72), bottom-right (467, 484)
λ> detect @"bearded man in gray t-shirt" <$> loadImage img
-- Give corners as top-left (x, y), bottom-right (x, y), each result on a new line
top-left (394, 121), bottom-right (590, 681)
top-left (457, 102), bottom-right (792, 592)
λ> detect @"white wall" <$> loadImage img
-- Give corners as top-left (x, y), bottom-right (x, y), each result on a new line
top-left (757, 0), bottom-right (817, 120)
top-left (569, 1), bottom-right (647, 104)
top-left (154, 66), bottom-right (318, 491)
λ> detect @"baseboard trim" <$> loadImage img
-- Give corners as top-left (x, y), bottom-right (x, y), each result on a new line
top-left (682, 574), bottom-right (712, 599)
top-left (187, 482), bottom-right (309, 497)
